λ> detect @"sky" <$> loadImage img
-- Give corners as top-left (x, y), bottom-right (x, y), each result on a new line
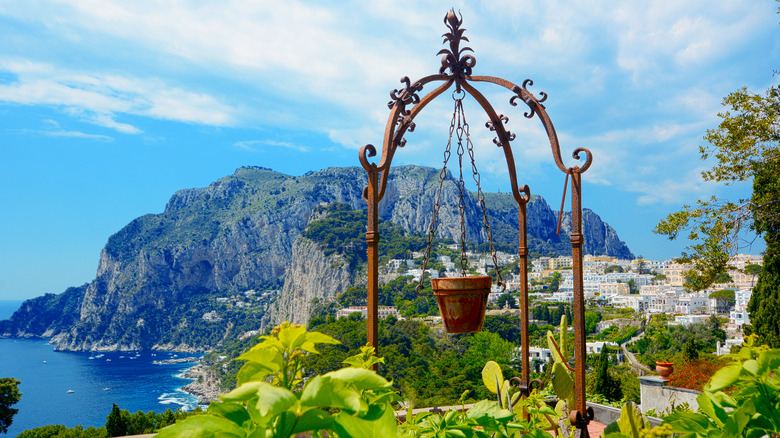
top-left (0, 1), bottom-right (778, 300)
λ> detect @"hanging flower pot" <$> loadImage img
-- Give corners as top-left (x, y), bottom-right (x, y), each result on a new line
top-left (655, 361), bottom-right (674, 378)
top-left (431, 276), bottom-right (492, 333)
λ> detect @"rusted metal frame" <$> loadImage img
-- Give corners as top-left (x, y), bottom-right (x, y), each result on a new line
top-left (360, 75), bottom-right (452, 353)
top-left (568, 171), bottom-right (593, 437)
top-left (459, 78), bottom-right (541, 402)
top-left (365, 168), bottom-right (380, 361)
top-left (470, 75), bottom-right (593, 434)
top-left (458, 79), bottom-right (527, 206)
top-left (361, 75), bottom-right (452, 204)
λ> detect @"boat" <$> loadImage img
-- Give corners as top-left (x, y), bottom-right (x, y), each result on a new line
top-left (67, 390), bottom-right (75, 394)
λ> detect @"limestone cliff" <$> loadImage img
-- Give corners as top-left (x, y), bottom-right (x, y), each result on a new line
top-left (262, 237), bottom-right (360, 328)
top-left (0, 165), bottom-right (633, 351)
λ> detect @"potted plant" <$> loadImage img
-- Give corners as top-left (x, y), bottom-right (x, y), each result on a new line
top-left (431, 276), bottom-right (492, 333)
top-left (655, 361), bottom-right (674, 378)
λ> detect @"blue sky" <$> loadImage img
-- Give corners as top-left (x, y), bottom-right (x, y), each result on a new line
top-left (0, 1), bottom-right (778, 300)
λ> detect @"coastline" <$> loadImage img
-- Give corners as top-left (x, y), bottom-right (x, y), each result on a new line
top-left (179, 363), bottom-right (223, 406)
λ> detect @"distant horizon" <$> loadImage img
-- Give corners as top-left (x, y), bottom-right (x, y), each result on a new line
top-left (1, 2), bottom-right (776, 300)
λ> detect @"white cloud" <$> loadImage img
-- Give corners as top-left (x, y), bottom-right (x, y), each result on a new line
top-left (0, 57), bottom-right (236, 132)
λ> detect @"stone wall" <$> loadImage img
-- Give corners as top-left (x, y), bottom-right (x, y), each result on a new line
top-left (639, 376), bottom-right (700, 414)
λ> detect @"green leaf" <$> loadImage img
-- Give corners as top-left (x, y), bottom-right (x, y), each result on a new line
top-left (705, 363), bottom-right (742, 392)
top-left (278, 323), bottom-right (307, 351)
top-left (481, 361), bottom-right (504, 395)
top-left (550, 362), bottom-right (574, 407)
top-left (300, 375), bottom-right (362, 413)
top-left (155, 414), bottom-right (246, 438)
top-left (663, 411), bottom-right (714, 435)
top-left (290, 408), bottom-right (334, 435)
top-left (467, 400), bottom-right (515, 423)
top-left (616, 402), bottom-right (644, 438)
top-left (207, 401), bottom-right (251, 427)
top-left (236, 361), bottom-right (274, 386)
top-left (742, 359), bottom-right (760, 376)
top-left (221, 382), bottom-right (264, 403)
top-left (324, 367), bottom-right (392, 391)
top-left (299, 331), bottom-right (341, 354)
top-left (757, 349), bottom-right (780, 372)
top-left (237, 348), bottom-right (283, 374)
top-left (248, 382), bottom-right (297, 418)
top-left (696, 393), bottom-right (728, 428)
top-left (333, 402), bottom-right (398, 438)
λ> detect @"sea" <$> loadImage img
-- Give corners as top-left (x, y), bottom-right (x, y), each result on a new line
top-left (0, 300), bottom-right (203, 436)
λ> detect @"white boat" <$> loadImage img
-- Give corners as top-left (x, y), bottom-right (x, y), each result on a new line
top-left (66, 390), bottom-right (75, 394)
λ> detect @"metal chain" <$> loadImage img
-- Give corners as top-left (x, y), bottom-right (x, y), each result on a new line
top-left (462, 106), bottom-right (506, 291)
top-left (416, 98), bottom-right (458, 295)
top-left (416, 92), bottom-right (506, 293)
top-left (455, 98), bottom-right (469, 274)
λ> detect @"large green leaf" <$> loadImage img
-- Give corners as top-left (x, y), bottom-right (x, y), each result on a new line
top-left (155, 414), bottom-right (246, 438)
top-left (299, 331), bottom-right (340, 354)
top-left (207, 401), bottom-right (251, 427)
top-left (467, 400), bottom-right (515, 424)
top-left (742, 359), bottom-right (760, 376)
top-left (757, 349), bottom-right (780, 372)
top-left (221, 382), bottom-right (264, 403)
top-left (300, 375), bottom-right (363, 413)
top-left (236, 361), bottom-right (274, 386)
top-left (333, 402), bottom-right (398, 438)
top-left (663, 411), bottom-right (714, 435)
top-left (277, 324), bottom-right (307, 351)
top-left (696, 392), bottom-right (728, 428)
top-left (249, 382), bottom-right (297, 419)
top-left (481, 361), bottom-right (504, 395)
top-left (325, 367), bottom-right (392, 391)
top-left (237, 348), bottom-right (283, 374)
top-left (705, 363), bottom-right (743, 392)
top-left (550, 362), bottom-right (574, 407)
top-left (290, 408), bottom-right (334, 435)
top-left (616, 402), bottom-right (643, 438)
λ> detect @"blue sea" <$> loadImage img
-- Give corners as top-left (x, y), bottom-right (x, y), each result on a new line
top-left (0, 301), bottom-right (202, 436)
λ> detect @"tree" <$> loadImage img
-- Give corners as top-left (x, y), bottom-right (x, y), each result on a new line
top-left (682, 336), bottom-right (699, 361)
top-left (604, 265), bottom-right (624, 274)
top-left (548, 271), bottom-right (562, 292)
top-left (0, 377), bottom-right (21, 435)
top-left (106, 403), bottom-right (128, 437)
top-left (592, 347), bottom-right (622, 402)
top-left (709, 289), bottom-right (736, 313)
top-left (627, 279), bottom-right (639, 294)
top-left (495, 293), bottom-right (517, 309)
top-left (744, 263), bottom-right (762, 286)
top-left (655, 83), bottom-right (780, 290)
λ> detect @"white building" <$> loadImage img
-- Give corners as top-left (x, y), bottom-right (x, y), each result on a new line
top-left (675, 296), bottom-right (710, 315)
top-left (674, 314), bottom-right (711, 326)
top-left (336, 306), bottom-right (400, 320)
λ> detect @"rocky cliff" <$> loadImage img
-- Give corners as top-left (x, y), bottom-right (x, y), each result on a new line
top-left (0, 165), bottom-right (632, 351)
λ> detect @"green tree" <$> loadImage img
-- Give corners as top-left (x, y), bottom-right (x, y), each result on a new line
top-left (592, 347), bottom-right (622, 402)
top-left (655, 83), bottom-right (780, 291)
top-left (605, 265), bottom-right (624, 274)
top-left (0, 377), bottom-right (21, 435)
top-left (106, 403), bottom-right (128, 437)
top-left (548, 272), bottom-right (562, 292)
top-left (709, 289), bottom-right (736, 313)
top-left (682, 336), bottom-right (699, 361)
top-left (494, 293), bottom-right (517, 309)
top-left (744, 263), bottom-right (762, 286)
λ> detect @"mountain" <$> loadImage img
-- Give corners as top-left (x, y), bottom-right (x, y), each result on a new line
top-left (0, 165), bottom-right (632, 351)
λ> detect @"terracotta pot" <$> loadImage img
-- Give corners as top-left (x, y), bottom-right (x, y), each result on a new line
top-left (655, 361), bottom-right (674, 378)
top-left (431, 276), bottom-right (492, 333)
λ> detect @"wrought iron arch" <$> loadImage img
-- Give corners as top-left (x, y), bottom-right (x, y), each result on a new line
top-left (360, 10), bottom-right (593, 436)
